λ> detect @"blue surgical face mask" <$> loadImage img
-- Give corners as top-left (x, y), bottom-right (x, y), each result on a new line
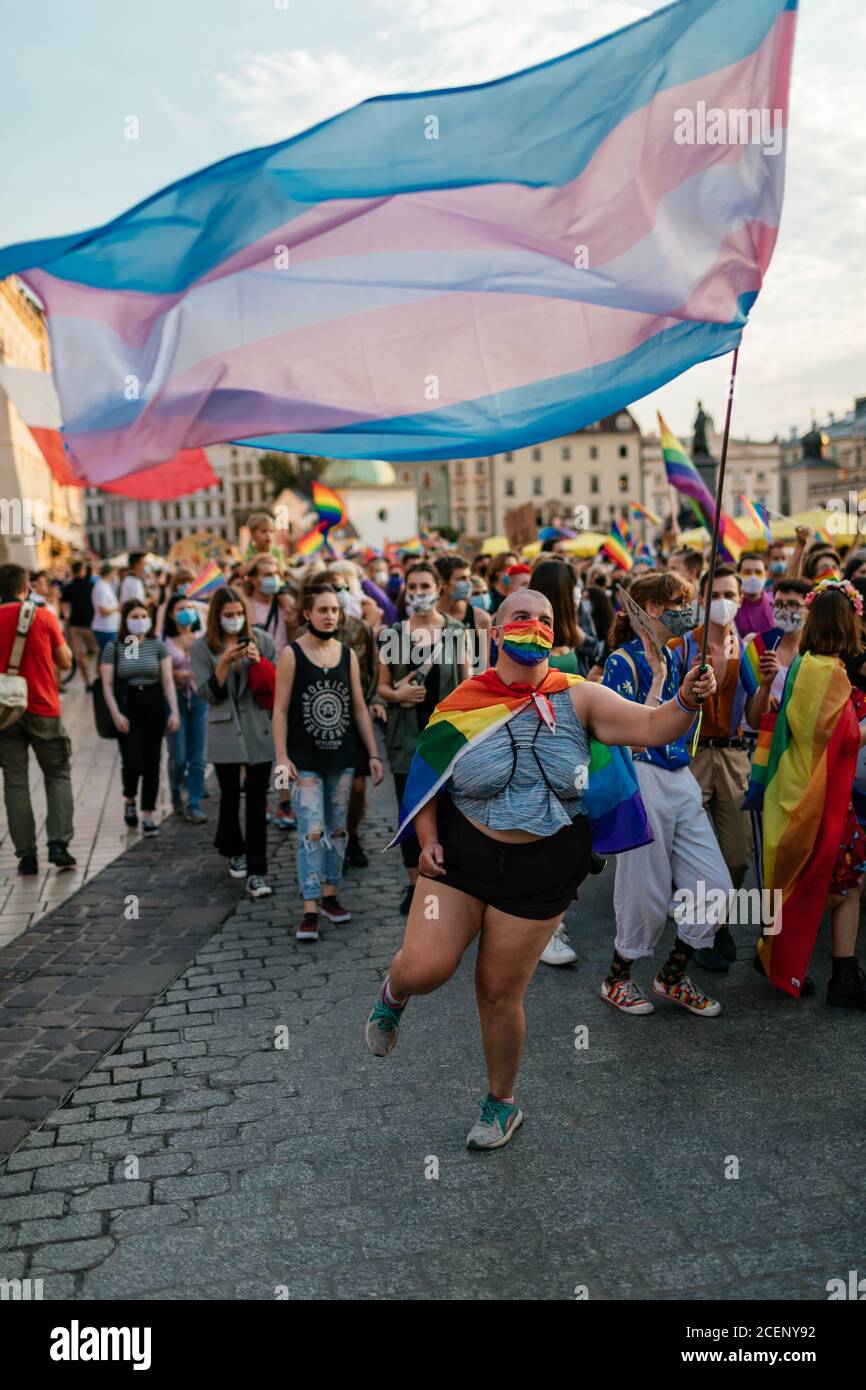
top-left (452, 579), bottom-right (472, 600)
top-left (469, 592), bottom-right (491, 611)
top-left (770, 560), bottom-right (786, 575)
top-left (334, 587), bottom-right (349, 610)
top-left (259, 575), bottom-right (280, 595)
top-left (175, 607), bottom-right (196, 628)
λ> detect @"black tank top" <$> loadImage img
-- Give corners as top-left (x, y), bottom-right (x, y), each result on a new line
top-left (287, 640), bottom-right (359, 772)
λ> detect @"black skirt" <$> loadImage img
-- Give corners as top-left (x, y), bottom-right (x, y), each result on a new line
top-left (429, 791), bottom-right (592, 919)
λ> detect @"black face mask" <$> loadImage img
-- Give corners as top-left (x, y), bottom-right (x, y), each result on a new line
top-left (307, 621), bottom-right (338, 640)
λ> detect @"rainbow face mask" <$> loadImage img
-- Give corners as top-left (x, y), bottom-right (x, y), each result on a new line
top-left (500, 618), bottom-right (554, 665)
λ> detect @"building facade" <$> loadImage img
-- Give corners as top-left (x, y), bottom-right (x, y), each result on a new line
top-left (489, 411), bottom-right (641, 534)
top-left (393, 460), bottom-right (450, 532)
top-left (779, 397), bottom-right (866, 514)
top-left (0, 277), bottom-right (86, 567)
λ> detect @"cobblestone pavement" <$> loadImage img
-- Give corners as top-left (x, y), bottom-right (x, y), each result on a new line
top-left (1, 773), bottom-right (865, 1301)
top-left (0, 687), bottom-right (174, 946)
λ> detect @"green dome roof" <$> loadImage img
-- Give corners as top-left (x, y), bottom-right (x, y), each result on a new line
top-left (320, 458), bottom-right (397, 487)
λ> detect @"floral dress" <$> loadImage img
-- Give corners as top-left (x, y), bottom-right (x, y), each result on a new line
top-left (829, 687), bottom-right (866, 894)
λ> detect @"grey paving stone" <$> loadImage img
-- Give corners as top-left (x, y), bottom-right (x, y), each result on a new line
top-left (0, 1191), bottom-right (66, 1221)
top-left (16, 1213), bottom-right (103, 1245)
top-left (70, 1182), bottom-right (151, 1212)
top-left (109, 1203), bottom-right (192, 1235)
top-left (33, 1161), bottom-right (110, 1191)
top-left (55, 1119), bottom-right (129, 1144)
top-left (153, 1173), bottom-right (231, 1201)
top-left (29, 1236), bottom-right (116, 1273)
top-left (6, 1144), bottom-right (84, 1171)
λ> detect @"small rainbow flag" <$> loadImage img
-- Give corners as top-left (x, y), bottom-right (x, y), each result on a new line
top-left (388, 666), bottom-right (652, 856)
top-left (634, 542), bottom-right (655, 564)
top-left (658, 411), bottom-right (748, 564)
top-left (295, 522), bottom-right (326, 557)
top-left (742, 629), bottom-right (782, 691)
top-left (183, 560), bottom-right (224, 600)
top-left (397, 536), bottom-right (423, 556)
top-left (601, 520), bottom-right (633, 571)
top-left (630, 500), bottom-right (662, 528)
top-left (311, 481), bottom-right (346, 530)
top-left (738, 494), bottom-right (773, 544)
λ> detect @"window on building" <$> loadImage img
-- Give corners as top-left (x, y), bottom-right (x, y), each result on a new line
top-left (504, 452), bottom-right (513, 463)
top-left (590, 505), bottom-right (600, 526)
top-left (589, 445), bottom-right (598, 460)
top-left (477, 512), bottom-right (487, 533)
top-left (532, 477), bottom-right (542, 496)
top-left (618, 474), bottom-right (629, 492)
top-left (422, 471), bottom-right (432, 490)
top-left (563, 476), bottom-right (572, 494)
top-left (504, 478), bottom-right (515, 497)
top-left (455, 461), bottom-right (464, 478)
top-left (618, 445), bottom-right (629, 458)
top-left (561, 446), bottom-right (571, 461)
top-left (475, 459), bottom-right (485, 475)
top-left (532, 448), bottom-right (542, 462)
top-left (457, 511), bottom-right (467, 531)
top-left (476, 482), bottom-right (486, 500)
top-left (590, 474), bottom-right (599, 494)
top-left (112, 528), bottom-right (125, 549)
top-left (756, 470), bottom-right (766, 482)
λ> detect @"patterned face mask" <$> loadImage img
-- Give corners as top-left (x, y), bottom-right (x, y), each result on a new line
top-left (658, 604), bottom-right (698, 636)
top-left (499, 618), bottom-right (554, 665)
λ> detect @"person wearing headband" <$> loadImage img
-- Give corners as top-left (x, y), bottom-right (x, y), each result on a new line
top-left (365, 585), bottom-right (716, 1151)
top-left (748, 579), bottom-right (866, 1011)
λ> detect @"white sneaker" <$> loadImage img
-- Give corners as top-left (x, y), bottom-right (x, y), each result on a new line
top-left (540, 923), bottom-right (578, 966)
top-left (246, 875), bottom-right (273, 900)
top-left (600, 976), bottom-right (655, 1014)
top-left (228, 856), bottom-right (247, 879)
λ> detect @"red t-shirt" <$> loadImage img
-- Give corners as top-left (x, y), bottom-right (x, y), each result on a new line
top-left (0, 602), bottom-right (65, 718)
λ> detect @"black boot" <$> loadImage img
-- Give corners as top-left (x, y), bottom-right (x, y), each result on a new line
top-left (18, 853), bottom-right (38, 876)
top-left (826, 956), bottom-right (866, 1011)
top-left (48, 841), bottom-right (77, 870)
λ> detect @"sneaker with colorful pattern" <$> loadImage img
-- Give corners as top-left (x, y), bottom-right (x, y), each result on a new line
top-left (651, 973), bottom-right (721, 1016)
top-left (600, 976), bottom-right (655, 1014)
top-left (365, 984), bottom-right (406, 1057)
top-left (466, 1094), bottom-right (525, 1151)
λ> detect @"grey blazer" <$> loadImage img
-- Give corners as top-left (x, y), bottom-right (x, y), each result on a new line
top-left (190, 628), bottom-right (276, 766)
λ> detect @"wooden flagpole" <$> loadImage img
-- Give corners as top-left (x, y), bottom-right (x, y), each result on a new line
top-left (698, 346), bottom-right (740, 673)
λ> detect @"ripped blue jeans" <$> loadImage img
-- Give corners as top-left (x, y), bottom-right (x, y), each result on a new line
top-left (291, 767), bottom-right (354, 900)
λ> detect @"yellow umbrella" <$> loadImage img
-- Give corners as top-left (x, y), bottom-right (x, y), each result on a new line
top-left (788, 507), bottom-right (858, 545)
top-left (480, 534), bottom-right (511, 555)
top-left (522, 531), bottom-right (609, 558)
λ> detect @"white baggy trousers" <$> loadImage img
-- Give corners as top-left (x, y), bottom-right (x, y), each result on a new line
top-left (613, 761), bottom-right (732, 960)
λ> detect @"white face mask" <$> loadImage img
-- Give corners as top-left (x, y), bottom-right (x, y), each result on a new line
top-left (220, 614), bottom-right (245, 634)
top-left (344, 592), bottom-right (364, 619)
top-left (741, 574), bottom-right (765, 597)
top-left (709, 597), bottom-right (738, 629)
top-left (127, 615), bottom-right (151, 636)
top-left (406, 593), bottom-right (437, 615)
top-left (573, 584), bottom-right (583, 606)
top-left (773, 606), bottom-right (804, 633)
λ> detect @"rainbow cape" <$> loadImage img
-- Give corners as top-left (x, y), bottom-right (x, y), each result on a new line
top-left (312, 481), bottom-right (346, 530)
top-left (738, 493), bottom-right (774, 544)
top-left (743, 653), bottom-right (858, 997)
top-left (183, 560), bottom-right (223, 600)
top-left (388, 667), bottom-right (652, 856)
top-left (601, 520), bottom-right (633, 571)
top-left (658, 412), bottom-right (748, 564)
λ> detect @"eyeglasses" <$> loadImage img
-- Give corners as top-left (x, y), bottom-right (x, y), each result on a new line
top-left (773, 600), bottom-right (804, 612)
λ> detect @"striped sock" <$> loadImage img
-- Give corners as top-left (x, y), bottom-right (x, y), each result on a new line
top-left (382, 978), bottom-right (407, 1010)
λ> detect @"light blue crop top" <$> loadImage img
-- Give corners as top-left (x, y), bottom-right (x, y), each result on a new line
top-left (449, 689), bottom-right (590, 834)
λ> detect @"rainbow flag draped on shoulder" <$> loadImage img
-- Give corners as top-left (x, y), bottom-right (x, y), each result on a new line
top-left (743, 653), bottom-right (859, 997)
top-left (387, 667), bottom-right (652, 856)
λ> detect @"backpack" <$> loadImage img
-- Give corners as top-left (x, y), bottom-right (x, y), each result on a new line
top-left (0, 600), bottom-right (36, 731)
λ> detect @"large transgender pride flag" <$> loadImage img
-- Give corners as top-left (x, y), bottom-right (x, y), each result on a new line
top-left (0, 0), bottom-right (797, 487)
